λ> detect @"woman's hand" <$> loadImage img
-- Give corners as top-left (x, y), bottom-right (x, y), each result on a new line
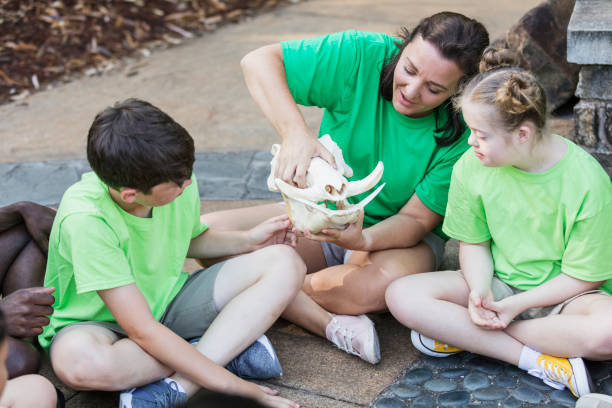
top-left (276, 136), bottom-right (336, 189)
top-left (302, 210), bottom-right (368, 251)
top-left (254, 384), bottom-right (300, 408)
top-left (247, 214), bottom-right (296, 251)
top-left (468, 289), bottom-right (504, 329)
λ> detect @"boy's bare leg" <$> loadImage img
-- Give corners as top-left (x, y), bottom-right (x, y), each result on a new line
top-left (175, 244), bottom-right (305, 396)
top-left (51, 245), bottom-right (305, 394)
top-left (386, 271), bottom-right (524, 365)
top-left (505, 293), bottom-right (612, 360)
top-left (0, 374), bottom-right (57, 408)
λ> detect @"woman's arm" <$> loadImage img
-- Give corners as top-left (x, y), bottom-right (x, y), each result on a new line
top-left (304, 193), bottom-right (441, 252)
top-left (241, 44), bottom-right (334, 187)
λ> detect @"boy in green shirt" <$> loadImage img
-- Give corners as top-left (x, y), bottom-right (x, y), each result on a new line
top-left (41, 99), bottom-right (304, 408)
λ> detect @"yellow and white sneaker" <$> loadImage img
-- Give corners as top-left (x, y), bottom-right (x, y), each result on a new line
top-left (410, 330), bottom-right (463, 357)
top-left (527, 354), bottom-right (593, 398)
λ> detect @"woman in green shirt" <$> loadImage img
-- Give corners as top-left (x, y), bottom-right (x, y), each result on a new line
top-left (204, 12), bottom-right (489, 364)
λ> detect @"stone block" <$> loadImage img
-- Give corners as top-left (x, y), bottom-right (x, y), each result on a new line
top-left (576, 66), bottom-right (612, 99)
top-left (567, 0), bottom-right (612, 64)
top-left (573, 100), bottom-right (599, 147)
top-left (503, 0), bottom-right (580, 111)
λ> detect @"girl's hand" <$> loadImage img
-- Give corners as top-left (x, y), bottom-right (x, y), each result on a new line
top-left (468, 289), bottom-right (504, 329)
top-left (255, 385), bottom-right (300, 408)
top-left (247, 215), bottom-right (296, 251)
top-left (302, 210), bottom-right (367, 251)
top-left (277, 135), bottom-right (336, 189)
top-left (483, 295), bottom-right (523, 328)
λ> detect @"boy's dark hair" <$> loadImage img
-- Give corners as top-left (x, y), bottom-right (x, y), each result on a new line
top-left (379, 12), bottom-right (490, 146)
top-left (87, 98), bottom-right (195, 193)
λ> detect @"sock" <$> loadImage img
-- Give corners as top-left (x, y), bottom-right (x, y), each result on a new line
top-left (164, 378), bottom-right (186, 394)
top-left (518, 345), bottom-right (541, 372)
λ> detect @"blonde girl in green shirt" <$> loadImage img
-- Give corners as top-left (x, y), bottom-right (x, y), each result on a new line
top-left (386, 49), bottom-right (612, 399)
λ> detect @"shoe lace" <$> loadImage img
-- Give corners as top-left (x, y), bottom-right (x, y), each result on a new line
top-left (528, 358), bottom-right (570, 391)
top-left (329, 318), bottom-right (356, 355)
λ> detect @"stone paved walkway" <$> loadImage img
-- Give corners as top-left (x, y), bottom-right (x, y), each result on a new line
top-left (2, 0), bottom-right (611, 406)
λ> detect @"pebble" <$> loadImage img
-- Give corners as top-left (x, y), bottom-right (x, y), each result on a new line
top-left (375, 397), bottom-right (406, 408)
top-left (495, 374), bottom-right (518, 388)
top-left (424, 378), bottom-right (457, 392)
top-left (389, 383), bottom-right (421, 399)
top-left (400, 368), bottom-right (433, 385)
top-left (468, 356), bottom-right (504, 375)
top-left (441, 368), bottom-right (470, 379)
top-left (512, 386), bottom-right (545, 403)
top-left (463, 372), bottom-right (489, 391)
top-left (411, 396), bottom-right (435, 408)
top-left (549, 389), bottom-right (576, 406)
top-left (473, 386), bottom-right (508, 401)
top-left (437, 391), bottom-right (470, 407)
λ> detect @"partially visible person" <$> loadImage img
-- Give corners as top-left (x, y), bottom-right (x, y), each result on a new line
top-left (576, 393), bottom-right (612, 408)
top-left (386, 50), bottom-right (612, 398)
top-left (0, 309), bottom-right (58, 408)
top-left (201, 12), bottom-right (490, 364)
top-left (0, 202), bottom-right (56, 377)
top-left (41, 99), bottom-right (304, 408)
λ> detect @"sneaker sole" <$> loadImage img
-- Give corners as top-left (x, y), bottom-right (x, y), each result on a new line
top-left (569, 357), bottom-right (594, 397)
top-left (118, 390), bottom-right (134, 408)
top-left (358, 315), bottom-right (381, 364)
top-left (410, 330), bottom-right (460, 358)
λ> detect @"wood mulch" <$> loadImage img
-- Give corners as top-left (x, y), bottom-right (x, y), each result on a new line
top-left (0, 0), bottom-right (288, 104)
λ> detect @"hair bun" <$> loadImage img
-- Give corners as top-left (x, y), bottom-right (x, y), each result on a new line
top-left (495, 72), bottom-right (541, 115)
top-left (479, 46), bottom-right (520, 73)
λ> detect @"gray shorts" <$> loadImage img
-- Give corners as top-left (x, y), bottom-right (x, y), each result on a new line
top-left (321, 231), bottom-right (446, 270)
top-left (490, 276), bottom-right (609, 320)
top-left (52, 261), bottom-right (225, 345)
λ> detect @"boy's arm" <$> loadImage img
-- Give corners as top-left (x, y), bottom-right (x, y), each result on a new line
top-left (187, 215), bottom-right (294, 259)
top-left (98, 284), bottom-right (266, 399)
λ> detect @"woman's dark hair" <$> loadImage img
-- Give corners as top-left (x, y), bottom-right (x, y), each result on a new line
top-left (379, 12), bottom-right (489, 146)
top-left (87, 98), bottom-right (195, 193)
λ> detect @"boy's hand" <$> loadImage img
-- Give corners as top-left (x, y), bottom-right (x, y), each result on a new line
top-left (0, 287), bottom-right (55, 337)
top-left (255, 385), bottom-right (299, 408)
top-left (302, 210), bottom-right (367, 251)
top-left (247, 215), bottom-right (296, 251)
top-left (468, 289), bottom-right (504, 330)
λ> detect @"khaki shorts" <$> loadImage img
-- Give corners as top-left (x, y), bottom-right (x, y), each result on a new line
top-left (52, 261), bottom-right (225, 346)
top-left (322, 231), bottom-right (446, 270)
top-left (490, 276), bottom-right (609, 320)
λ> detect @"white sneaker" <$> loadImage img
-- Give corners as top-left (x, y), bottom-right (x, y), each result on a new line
top-left (576, 393), bottom-right (612, 408)
top-left (410, 330), bottom-right (463, 357)
top-left (325, 314), bottom-right (380, 364)
top-left (527, 354), bottom-right (593, 398)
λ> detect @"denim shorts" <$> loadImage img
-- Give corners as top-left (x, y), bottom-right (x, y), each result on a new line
top-left (490, 276), bottom-right (609, 320)
top-left (321, 231), bottom-right (446, 270)
top-left (51, 261), bottom-right (225, 345)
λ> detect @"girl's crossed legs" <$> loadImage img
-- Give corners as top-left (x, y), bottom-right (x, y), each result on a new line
top-left (386, 270), bottom-right (612, 396)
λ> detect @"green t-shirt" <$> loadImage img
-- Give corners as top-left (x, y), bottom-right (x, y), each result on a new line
top-left (443, 137), bottom-right (612, 294)
top-left (281, 30), bottom-right (471, 238)
top-left (39, 172), bottom-right (208, 350)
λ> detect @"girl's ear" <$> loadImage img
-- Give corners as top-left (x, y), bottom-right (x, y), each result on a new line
top-left (120, 188), bottom-right (138, 203)
top-left (516, 121), bottom-right (536, 144)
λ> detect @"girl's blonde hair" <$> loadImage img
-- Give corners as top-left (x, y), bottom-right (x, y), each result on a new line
top-left (457, 47), bottom-right (547, 136)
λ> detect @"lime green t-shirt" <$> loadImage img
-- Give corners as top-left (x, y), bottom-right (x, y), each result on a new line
top-left (443, 137), bottom-right (612, 293)
top-left (281, 30), bottom-right (471, 237)
top-left (39, 172), bottom-right (208, 350)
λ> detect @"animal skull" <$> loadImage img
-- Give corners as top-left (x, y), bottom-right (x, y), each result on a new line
top-left (267, 134), bottom-right (384, 233)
